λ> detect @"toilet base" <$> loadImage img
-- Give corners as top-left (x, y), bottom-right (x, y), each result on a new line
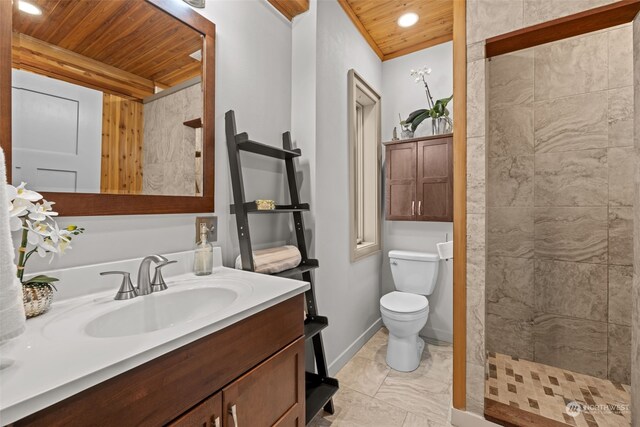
top-left (386, 334), bottom-right (425, 372)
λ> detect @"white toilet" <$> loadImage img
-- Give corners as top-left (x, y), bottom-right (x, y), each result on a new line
top-left (380, 250), bottom-right (440, 372)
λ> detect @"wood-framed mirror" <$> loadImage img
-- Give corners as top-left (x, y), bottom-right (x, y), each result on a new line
top-left (0, 0), bottom-right (215, 216)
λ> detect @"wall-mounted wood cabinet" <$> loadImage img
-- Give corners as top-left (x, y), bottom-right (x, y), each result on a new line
top-left (384, 134), bottom-right (453, 222)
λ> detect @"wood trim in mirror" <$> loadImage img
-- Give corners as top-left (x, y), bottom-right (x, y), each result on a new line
top-left (0, 0), bottom-right (215, 216)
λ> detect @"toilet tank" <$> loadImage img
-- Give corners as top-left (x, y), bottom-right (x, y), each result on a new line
top-left (389, 250), bottom-right (440, 295)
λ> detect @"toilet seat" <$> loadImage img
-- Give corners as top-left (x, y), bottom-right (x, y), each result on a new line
top-left (380, 292), bottom-right (428, 321)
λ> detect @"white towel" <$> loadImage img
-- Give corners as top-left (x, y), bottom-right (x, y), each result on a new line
top-left (0, 147), bottom-right (26, 342)
top-left (235, 245), bottom-right (301, 274)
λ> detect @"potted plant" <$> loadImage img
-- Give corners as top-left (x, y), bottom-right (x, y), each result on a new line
top-left (404, 67), bottom-right (453, 135)
top-left (8, 183), bottom-right (84, 318)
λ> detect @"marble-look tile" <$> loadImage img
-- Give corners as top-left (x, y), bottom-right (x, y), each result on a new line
top-left (534, 149), bottom-right (608, 207)
top-left (467, 248), bottom-right (485, 294)
top-left (466, 213), bottom-right (485, 253)
top-left (488, 105), bottom-right (534, 158)
top-left (609, 207), bottom-right (634, 266)
top-left (467, 60), bottom-right (486, 138)
top-left (467, 0), bottom-right (524, 44)
top-left (534, 259), bottom-right (607, 322)
top-left (523, 0), bottom-right (612, 26)
top-left (488, 49), bottom-right (533, 109)
top-left (633, 14), bottom-right (640, 425)
top-left (533, 314), bottom-right (608, 378)
top-left (467, 284), bottom-right (485, 367)
top-left (311, 386), bottom-right (408, 427)
top-left (609, 147), bottom-right (635, 206)
top-left (608, 324), bottom-right (631, 384)
top-left (336, 356), bottom-right (390, 397)
top-left (609, 265), bottom-right (633, 326)
top-left (487, 208), bottom-right (534, 258)
top-left (486, 256), bottom-right (534, 321)
top-left (355, 328), bottom-right (388, 366)
top-left (403, 412), bottom-right (451, 427)
top-left (467, 42), bottom-right (485, 63)
top-left (466, 362), bottom-right (485, 416)
top-left (533, 93), bottom-right (608, 152)
top-left (608, 25), bottom-right (634, 89)
top-left (486, 312), bottom-right (534, 360)
top-left (487, 156), bottom-right (533, 207)
top-left (389, 344), bottom-right (453, 386)
top-left (608, 86), bottom-right (635, 147)
top-left (534, 207), bottom-right (608, 263)
top-left (376, 372), bottom-right (451, 424)
top-left (467, 137), bottom-right (486, 214)
top-left (534, 32), bottom-right (608, 101)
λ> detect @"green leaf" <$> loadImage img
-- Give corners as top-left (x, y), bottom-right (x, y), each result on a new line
top-left (23, 275), bottom-right (59, 284)
top-left (405, 109), bottom-right (428, 124)
top-left (410, 110), bottom-right (431, 132)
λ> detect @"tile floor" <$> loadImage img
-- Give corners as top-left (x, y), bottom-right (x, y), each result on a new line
top-left (309, 328), bottom-right (454, 427)
top-left (486, 352), bottom-right (632, 427)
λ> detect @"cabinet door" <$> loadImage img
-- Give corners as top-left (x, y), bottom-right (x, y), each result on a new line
top-left (223, 338), bottom-right (304, 427)
top-left (385, 142), bottom-right (417, 220)
top-left (416, 137), bottom-right (453, 222)
top-left (168, 392), bottom-right (222, 427)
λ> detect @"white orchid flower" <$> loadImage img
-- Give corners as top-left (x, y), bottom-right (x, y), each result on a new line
top-left (47, 222), bottom-right (71, 245)
top-left (28, 200), bottom-right (58, 221)
top-left (424, 67), bottom-right (432, 75)
top-left (8, 202), bottom-right (27, 231)
top-left (7, 182), bottom-right (42, 203)
top-left (25, 220), bottom-right (50, 246)
top-left (37, 237), bottom-right (59, 261)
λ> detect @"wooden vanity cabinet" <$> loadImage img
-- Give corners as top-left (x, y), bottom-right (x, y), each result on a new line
top-left (13, 295), bottom-right (305, 427)
top-left (384, 134), bottom-right (453, 222)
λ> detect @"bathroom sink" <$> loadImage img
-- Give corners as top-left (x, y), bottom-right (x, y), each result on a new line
top-left (84, 287), bottom-right (238, 338)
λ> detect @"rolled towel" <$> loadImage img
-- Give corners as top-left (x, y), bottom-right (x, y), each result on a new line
top-left (235, 245), bottom-right (301, 274)
top-left (0, 147), bottom-right (26, 342)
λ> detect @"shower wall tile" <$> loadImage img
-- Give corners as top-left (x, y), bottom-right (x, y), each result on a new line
top-left (533, 314), bottom-right (608, 378)
top-left (534, 259), bottom-right (607, 322)
top-left (466, 362), bottom-right (486, 416)
top-left (609, 265), bottom-right (633, 326)
top-left (608, 147), bottom-right (635, 206)
top-left (533, 93), bottom-right (608, 153)
top-left (486, 257), bottom-right (535, 320)
top-left (467, 284), bottom-right (486, 366)
top-left (467, 213), bottom-right (486, 253)
top-left (467, 41), bottom-right (485, 62)
top-left (487, 156), bottom-right (534, 207)
top-left (633, 14), bottom-right (640, 422)
top-left (487, 208), bottom-right (534, 258)
top-left (609, 207), bottom-right (634, 266)
top-left (467, 0), bottom-right (524, 44)
top-left (533, 32), bottom-right (608, 101)
top-left (534, 149), bottom-right (608, 207)
top-left (488, 50), bottom-right (533, 109)
top-left (488, 106), bottom-right (534, 158)
top-left (485, 313), bottom-right (534, 360)
top-left (608, 86), bottom-right (635, 147)
top-left (523, 0), bottom-right (612, 26)
top-left (467, 60), bottom-right (486, 138)
top-left (467, 137), bottom-right (486, 214)
top-left (608, 324), bottom-right (631, 384)
top-left (534, 207), bottom-right (608, 263)
top-left (608, 25), bottom-right (634, 89)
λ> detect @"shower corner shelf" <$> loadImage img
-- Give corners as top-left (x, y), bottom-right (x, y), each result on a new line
top-left (225, 110), bottom-right (338, 425)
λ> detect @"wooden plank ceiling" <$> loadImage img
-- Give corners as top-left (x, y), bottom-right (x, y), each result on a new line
top-left (337, 0), bottom-right (453, 61)
top-left (12, 0), bottom-right (202, 89)
top-left (267, 0), bottom-right (309, 21)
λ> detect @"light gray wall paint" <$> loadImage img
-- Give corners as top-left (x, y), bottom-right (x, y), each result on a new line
top-left (381, 43), bottom-right (454, 343)
top-left (20, 0), bottom-right (293, 273)
top-left (381, 42), bottom-right (454, 141)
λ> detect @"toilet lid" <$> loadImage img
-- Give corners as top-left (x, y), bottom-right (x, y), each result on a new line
top-left (380, 291), bottom-right (428, 313)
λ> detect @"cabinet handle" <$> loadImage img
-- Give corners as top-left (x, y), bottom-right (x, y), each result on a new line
top-left (212, 416), bottom-right (220, 427)
top-left (229, 404), bottom-right (238, 427)
top-left (418, 200), bottom-right (422, 216)
top-left (411, 201), bottom-right (415, 216)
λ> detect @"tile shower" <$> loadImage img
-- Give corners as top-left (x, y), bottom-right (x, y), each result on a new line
top-left (485, 24), bottom-right (634, 425)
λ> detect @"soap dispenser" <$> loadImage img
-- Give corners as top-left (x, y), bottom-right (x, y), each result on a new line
top-left (194, 223), bottom-right (213, 276)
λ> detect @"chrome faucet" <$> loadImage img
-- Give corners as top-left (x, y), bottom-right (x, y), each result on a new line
top-left (137, 254), bottom-right (169, 296)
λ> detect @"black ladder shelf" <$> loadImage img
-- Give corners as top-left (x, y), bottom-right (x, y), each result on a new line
top-left (225, 110), bottom-right (338, 425)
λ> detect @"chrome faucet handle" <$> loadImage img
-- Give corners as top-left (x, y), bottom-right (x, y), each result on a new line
top-left (151, 260), bottom-right (177, 292)
top-left (100, 271), bottom-right (138, 300)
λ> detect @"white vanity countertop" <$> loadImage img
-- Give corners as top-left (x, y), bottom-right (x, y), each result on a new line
top-left (0, 250), bottom-right (309, 425)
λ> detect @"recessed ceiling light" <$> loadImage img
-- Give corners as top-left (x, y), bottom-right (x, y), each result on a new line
top-left (18, 1), bottom-right (42, 15)
top-left (397, 12), bottom-right (419, 28)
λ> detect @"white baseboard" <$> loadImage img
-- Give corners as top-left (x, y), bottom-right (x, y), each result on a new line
top-left (451, 408), bottom-right (500, 427)
top-left (327, 318), bottom-right (383, 376)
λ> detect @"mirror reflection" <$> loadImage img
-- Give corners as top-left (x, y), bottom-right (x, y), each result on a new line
top-left (11, 0), bottom-right (204, 196)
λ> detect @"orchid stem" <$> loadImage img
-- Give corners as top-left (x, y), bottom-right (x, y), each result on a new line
top-left (16, 219), bottom-right (28, 283)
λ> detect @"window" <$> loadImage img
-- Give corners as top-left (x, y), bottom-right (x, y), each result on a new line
top-left (348, 69), bottom-right (381, 262)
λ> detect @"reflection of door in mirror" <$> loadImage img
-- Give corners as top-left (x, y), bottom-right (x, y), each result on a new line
top-left (11, 0), bottom-right (204, 196)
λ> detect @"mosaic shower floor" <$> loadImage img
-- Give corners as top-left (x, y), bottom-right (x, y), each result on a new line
top-left (486, 352), bottom-right (631, 427)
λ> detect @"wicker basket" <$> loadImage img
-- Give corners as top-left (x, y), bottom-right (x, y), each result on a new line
top-left (23, 284), bottom-right (54, 318)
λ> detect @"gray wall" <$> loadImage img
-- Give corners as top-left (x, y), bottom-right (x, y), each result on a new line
top-left (485, 26), bottom-right (634, 383)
